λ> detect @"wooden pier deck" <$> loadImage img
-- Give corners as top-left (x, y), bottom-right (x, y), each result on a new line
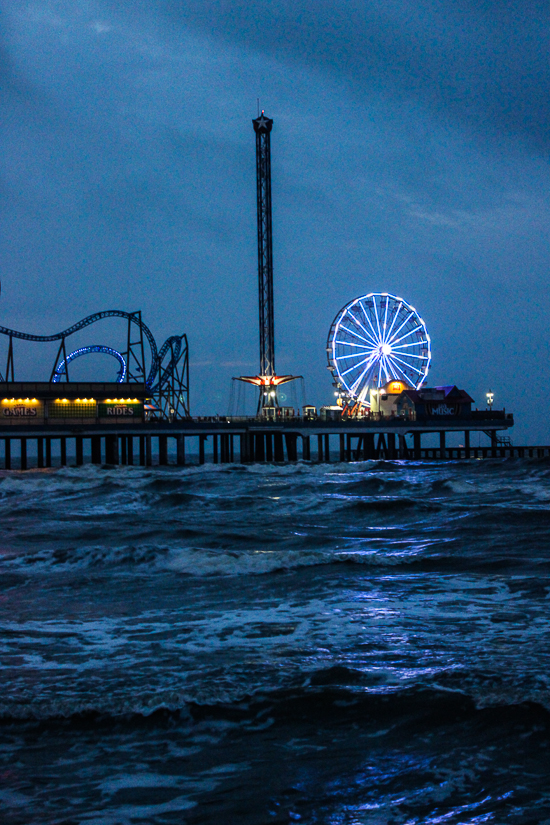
top-left (0, 412), bottom-right (536, 469)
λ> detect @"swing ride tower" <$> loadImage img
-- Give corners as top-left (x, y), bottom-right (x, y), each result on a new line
top-left (235, 112), bottom-right (299, 412)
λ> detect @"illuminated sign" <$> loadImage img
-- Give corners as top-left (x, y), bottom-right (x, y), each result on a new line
top-left (106, 405), bottom-right (134, 416)
top-left (98, 400), bottom-right (142, 417)
top-left (1, 398), bottom-right (41, 418)
top-left (2, 405), bottom-right (37, 417)
top-left (429, 402), bottom-right (458, 416)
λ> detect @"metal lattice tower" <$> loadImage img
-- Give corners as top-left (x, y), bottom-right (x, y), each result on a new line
top-left (234, 112), bottom-right (300, 413)
top-left (253, 112), bottom-right (275, 378)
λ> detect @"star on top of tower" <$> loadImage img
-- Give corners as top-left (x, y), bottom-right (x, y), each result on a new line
top-left (252, 111), bottom-right (273, 133)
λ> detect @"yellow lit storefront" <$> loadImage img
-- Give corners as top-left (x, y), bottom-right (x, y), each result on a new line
top-left (48, 399), bottom-right (97, 420)
top-left (0, 384), bottom-right (146, 424)
top-left (1, 398), bottom-right (44, 423)
top-left (370, 380), bottom-right (411, 416)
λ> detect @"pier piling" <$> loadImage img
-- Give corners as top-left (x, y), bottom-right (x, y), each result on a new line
top-left (91, 436), bottom-right (101, 464)
top-left (176, 435), bottom-right (185, 466)
top-left (158, 435), bottom-right (168, 466)
top-left (120, 436), bottom-right (127, 466)
top-left (274, 432), bottom-right (284, 462)
top-left (76, 437), bottom-right (83, 466)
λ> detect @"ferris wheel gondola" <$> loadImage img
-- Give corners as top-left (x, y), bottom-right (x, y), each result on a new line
top-left (327, 292), bottom-right (431, 407)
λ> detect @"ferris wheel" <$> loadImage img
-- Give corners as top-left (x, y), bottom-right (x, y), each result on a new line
top-left (327, 293), bottom-right (431, 406)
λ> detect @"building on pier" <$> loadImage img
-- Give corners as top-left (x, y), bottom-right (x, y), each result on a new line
top-left (0, 383), bottom-right (148, 425)
top-left (395, 385), bottom-right (474, 419)
top-left (370, 381), bottom-right (475, 420)
top-left (370, 380), bottom-right (411, 416)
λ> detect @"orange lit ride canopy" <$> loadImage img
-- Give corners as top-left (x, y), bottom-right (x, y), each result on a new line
top-left (236, 374), bottom-right (297, 388)
top-left (235, 374), bottom-right (301, 412)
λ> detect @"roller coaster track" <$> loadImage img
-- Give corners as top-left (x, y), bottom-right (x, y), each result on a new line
top-left (0, 283), bottom-right (190, 415)
top-left (52, 345), bottom-right (127, 383)
top-left (152, 335), bottom-right (183, 391)
top-left (0, 310), bottom-right (159, 386)
top-left (150, 333), bottom-right (189, 419)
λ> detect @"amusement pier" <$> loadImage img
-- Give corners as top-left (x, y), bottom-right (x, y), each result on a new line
top-left (0, 112), bottom-right (529, 469)
top-left (0, 386), bottom-right (523, 471)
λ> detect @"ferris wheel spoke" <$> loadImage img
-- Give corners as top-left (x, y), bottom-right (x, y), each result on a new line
top-left (387, 311), bottom-right (414, 344)
top-left (386, 308), bottom-right (412, 343)
top-left (359, 301), bottom-right (379, 342)
top-left (382, 297), bottom-right (390, 341)
top-left (392, 352), bottom-right (429, 360)
top-left (335, 351), bottom-right (374, 360)
top-left (334, 339), bottom-right (372, 350)
top-left (383, 300), bottom-right (402, 344)
top-left (390, 353), bottom-right (424, 375)
top-left (386, 356), bottom-right (410, 383)
top-left (350, 366), bottom-right (377, 396)
top-left (387, 355), bottom-right (418, 385)
top-left (339, 324), bottom-right (372, 345)
top-left (376, 356), bottom-right (384, 388)
top-left (381, 355), bottom-right (392, 383)
top-left (371, 296), bottom-right (383, 343)
top-left (390, 324), bottom-right (424, 347)
top-left (349, 352), bottom-right (380, 394)
top-left (358, 301), bottom-right (381, 345)
top-left (347, 312), bottom-right (379, 346)
top-left (385, 356), bottom-right (400, 381)
top-left (340, 350), bottom-right (377, 377)
top-left (353, 316), bottom-right (379, 347)
top-left (392, 339), bottom-right (429, 350)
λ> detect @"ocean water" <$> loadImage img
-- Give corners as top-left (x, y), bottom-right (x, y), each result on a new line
top-left (1, 457), bottom-right (549, 824)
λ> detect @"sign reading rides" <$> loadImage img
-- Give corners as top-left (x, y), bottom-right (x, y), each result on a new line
top-left (98, 402), bottom-right (143, 418)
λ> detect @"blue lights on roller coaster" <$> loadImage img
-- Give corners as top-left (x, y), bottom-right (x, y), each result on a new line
top-left (0, 310), bottom-right (159, 386)
top-left (0, 294), bottom-right (190, 418)
top-left (52, 346), bottom-right (127, 383)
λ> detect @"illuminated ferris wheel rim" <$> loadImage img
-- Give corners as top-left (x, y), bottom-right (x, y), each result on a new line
top-left (327, 292), bottom-right (431, 402)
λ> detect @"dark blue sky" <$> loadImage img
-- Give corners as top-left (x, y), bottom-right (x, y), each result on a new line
top-left (1, 1), bottom-right (549, 440)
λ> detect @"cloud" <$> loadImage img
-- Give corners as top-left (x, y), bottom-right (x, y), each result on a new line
top-left (90, 21), bottom-right (112, 34)
top-left (155, 0), bottom-right (550, 153)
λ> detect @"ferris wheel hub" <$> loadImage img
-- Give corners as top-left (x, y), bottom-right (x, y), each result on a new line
top-left (380, 343), bottom-right (392, 355)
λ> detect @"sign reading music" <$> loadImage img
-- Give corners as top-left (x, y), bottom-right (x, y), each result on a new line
top-left (428, 402), bottom-right (459, 416)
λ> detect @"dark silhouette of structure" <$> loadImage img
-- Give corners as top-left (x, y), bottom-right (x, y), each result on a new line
top-left (254, 111), bottom-right (275, 378)
top-left (236, 112), bottom-right (299, 411)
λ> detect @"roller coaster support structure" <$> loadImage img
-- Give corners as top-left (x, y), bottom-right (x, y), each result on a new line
top-left (124, 311), bottom-right (147, 384)
top-left (150, 334), bottom-right (190, 420)
top-left (0, 303), bottom-right (190, 419)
